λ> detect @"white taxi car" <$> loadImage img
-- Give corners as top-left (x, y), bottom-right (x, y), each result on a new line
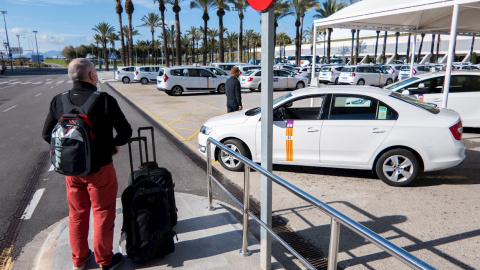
top-left (318, 65), bottom-right (344, 84)
top-left (385, 70), bottom-right (480, 127)
top-left (339, 65), bottom-right (394, 86)
top-left (134, 65), bottom-right (163, 84)
top-left (157, 66), bottom-right (227, 96)
top-left (114, 66), bottom-right (135, 83)
top-left (198, 86), bottom-right (465, 186)
top-left (240, 69), bottom-right (307, 91)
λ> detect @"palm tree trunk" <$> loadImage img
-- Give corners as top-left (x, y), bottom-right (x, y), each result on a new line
top-left (382, 31), bottom-right (387, 64)
top-left (203, 18), bottom-right (208, 65)
top-left (127, 15), bottom-right (134, 66)
top-left (351, 29), bottom-right (355, 64)
top-left (117, 14), bottom-right (126, 66)
top-left (218, 10), bottom-right (225, 63)
top-left (326, 28), bottom-right (332, 64)
top-left (355, 30), bottom-right (360, 65)
top-left (239, 12), bottom-right (244, 62)
top-left (151, 31), bottom-right (155, 65)
top-left (175, 10), bottom-right (181, 65)
top-left (374, 31), bottom-right (379, 64)
top-left (103, 41), bottom-right (109, 71)
top-left (160, 11), bottom-right (169, 67)
top-left (295, 19), bottom-right (301, 65)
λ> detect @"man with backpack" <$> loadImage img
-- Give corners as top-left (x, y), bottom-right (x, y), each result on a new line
top-left (42, 58), bottom-right (132, 270)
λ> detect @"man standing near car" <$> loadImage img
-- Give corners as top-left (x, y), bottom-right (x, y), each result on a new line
top-left (42, 58), bottom-right (132, 270)
top-left (225, 67), bottom-right (243, 112)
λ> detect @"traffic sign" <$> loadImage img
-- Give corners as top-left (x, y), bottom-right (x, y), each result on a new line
top-left (32, 54), bottom-right (44, 62)
top-left (10, 47), bottom-right (23, 54)
top-left (109, 52), bottom-right (117, 59)
top-left (247, 0), bottom-right (276, 11)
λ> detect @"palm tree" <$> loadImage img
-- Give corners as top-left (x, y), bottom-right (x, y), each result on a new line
top-left (190, 0), bottom-right (215, 65)
top-left (140, 13), bottom-right (161, 64)
top-left (226, 31), bottom-right (238, 61)
top-left (93, 22), bottom-right (115, 71)
top-left (208, 28), bottom-right (219, 62)
top-left (244, 29), bottom-right (254, 62)
top-left (167, 0), bottom-right (184, 65)
top-left (186, 26), bottom-right (198, 63)
top-left (314, 0), bottom-right (347, 64)
top-left (194, 31), bottom-right (202, 63)
top-left (277, 32), bottom-right (291, 62)
top-left (168, 25), bottom-right (176, 64)
top-left (252, 32), bottom-right (260, 63)
top-left (229, 0), bottom-right (249, 62)
top-left (122, 25), bottom-right (139, 64)
top-left (273, 0), bottom-right (293, 52)
top-left (213, 0), bottom-right (230, 63)
top-left (154, 0), bottom-right (169, 66)
top-left (299, 0), bottom-right (319, 61)
top-left (107, 31), bottom-right (120, 68)
top-left (125, 0), bottom-right (135, 65)
top-left (181, 33), bottom-right (190, 63)
top-left (115, 0), bottom-right (127, 66)
top-left (94, 34), bottom-right (102, 68)
top-left (382, 31), bottom-right (388, 64)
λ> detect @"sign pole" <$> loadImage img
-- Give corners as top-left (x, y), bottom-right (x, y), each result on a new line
top-left (260, 6), bottom-right (274, 270)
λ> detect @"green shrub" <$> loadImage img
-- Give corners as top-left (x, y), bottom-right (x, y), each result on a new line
top-left (472, 52), bottom-right (477, 64)
top-left (365, 55), bottom-right (370, 63)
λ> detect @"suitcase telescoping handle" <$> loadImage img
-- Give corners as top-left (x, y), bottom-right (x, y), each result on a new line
top-left (128, 136), bottom-right (148, 179)
top-left (137, 126), bottom-right (157, 165)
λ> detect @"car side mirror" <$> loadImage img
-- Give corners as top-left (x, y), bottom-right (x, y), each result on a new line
top-left (401, 90), bottom-right (411, 96)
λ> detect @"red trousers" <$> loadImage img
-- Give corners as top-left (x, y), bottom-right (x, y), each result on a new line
top-left (65, 162), bottom-right (118, 267)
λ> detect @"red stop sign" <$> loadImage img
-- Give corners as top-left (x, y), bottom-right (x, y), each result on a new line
top-left (248, 0), bottom-right (276, 11)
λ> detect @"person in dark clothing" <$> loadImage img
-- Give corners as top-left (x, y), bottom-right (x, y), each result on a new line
top-left (42, 58), bottom-right (132, 270)
top-left (225, 67), bottom-right (243, 113)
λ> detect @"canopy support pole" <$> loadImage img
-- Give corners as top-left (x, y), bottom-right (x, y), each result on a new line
top-left (409, 33), bottom-right (417, 77)
top-left (442, 4), bottom-right (459, 108)
top-left (311, 26), bottom-right (318, 86)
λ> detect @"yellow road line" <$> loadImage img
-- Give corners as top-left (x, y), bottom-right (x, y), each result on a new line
top-left (155, 100), bottom-right (197, 116)
top-left (169, 126), bottom-right (199, 131)
top-left (166, 101), bottom-right (218, 125)
top-left (187, 130), bottom-right (200, 140)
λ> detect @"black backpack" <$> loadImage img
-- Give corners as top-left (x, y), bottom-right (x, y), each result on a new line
top-left (120, 136), bottom-right (176, 264)
top-left (50, 91), bottom-right (102, 176)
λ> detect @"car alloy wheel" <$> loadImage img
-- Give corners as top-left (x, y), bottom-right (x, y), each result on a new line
top-left (375, 149), bottom-right (420, 187)
top-left (386, 78), bottom-right (393, 85)
top-left (218, 139), bottom-right (247, 171)
top-left (296, 82), bottom-right (305, 89)
top-left (217, 84), bottom-right (226, 94)
top-left (171, 86), bottom-right (183, 96)
top-left (122, 77), bottom-right (130, 83)
top-left (141, 78), bottom-right (149, 85)
top-left (357, 79), bottom-right (365, 85)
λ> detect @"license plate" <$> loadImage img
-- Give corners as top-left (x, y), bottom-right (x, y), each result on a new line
top-left (341, 77), bottom-right (347, 80)
top-left (322, 73), bottom-right (326, 76)
top-left (241, 78), bottom-right (245, 81)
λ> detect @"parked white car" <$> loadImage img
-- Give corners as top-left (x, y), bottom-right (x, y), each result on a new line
top-left (202, 66), bottom-right (230, 78)
top-left (114, 66), bottom-right (136, 83)
top-left (198, 87), bottom-right (465, 186)
top-left (338, 65), bottom-right (394, 86)
top-left (157, 66), bottom-right (227, 96)
top-left (383, 64), bottom-right (403, 81)
top-left (398, 64), bottom-right (434, 80)
top-left (134, 65), bottom-right (163, 84)
top-left (235, 64), bottom-right (261, 75)
top-left (239, 69), bottom-right (307, 91)
top-left (318, 65), bottom-right (344, 84)
top-left (385, 70), bottom-right (480, 127)
top-left (210, 62), bottom-right (238, 72)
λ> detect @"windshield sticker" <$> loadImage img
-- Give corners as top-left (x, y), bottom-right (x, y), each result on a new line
top-left (378, 106), bottom-right (387, 120)
top-left (286, 120), bottom-right (294, 161)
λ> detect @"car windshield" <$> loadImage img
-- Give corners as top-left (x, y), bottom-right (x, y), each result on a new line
top-left (243, 70), bottom-right (256, 76)
top-left (389, 92), bottom-right (440, 114)
top-left (384, 77), bottom-right (420, 90)
top-left (341, 67), bottom-right (355, 72)
top-left (245, 93), bottom-right (293, 116)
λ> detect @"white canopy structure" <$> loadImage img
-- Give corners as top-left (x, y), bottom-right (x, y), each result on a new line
top-left (311, 0), bottom-right (480, 108)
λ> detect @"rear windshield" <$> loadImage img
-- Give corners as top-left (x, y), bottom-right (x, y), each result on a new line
top-left (158, 69), bottom-right (164, 76)
top-left (321, 67), bottom-right (332, 72)
top-left (400, 66), bottom-right (411, 71)
top-left (243, 70), bottom-right (256, 76)
top-left (384, 77), bottom-right (420, 90)
top-left (341, 67), bottom-right (355, 72)
top-left (390, 92), bottom-right (440, 114)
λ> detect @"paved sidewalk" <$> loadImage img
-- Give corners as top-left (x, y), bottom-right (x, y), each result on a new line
top-left (13, 193), bottom-right (284, 270)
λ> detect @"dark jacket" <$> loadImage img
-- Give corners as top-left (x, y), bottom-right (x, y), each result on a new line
top-left (225, 75), bottom-right (242, 106)
top-left (42, 81), bottom-right (132, 172)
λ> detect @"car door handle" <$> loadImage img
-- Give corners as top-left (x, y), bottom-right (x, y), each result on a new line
top-left (307, 127), bottom-right (319, 132)
top-left (372, 128), bottom-right (385, 133)
top-left (432, 98), bottom-right (442, 102)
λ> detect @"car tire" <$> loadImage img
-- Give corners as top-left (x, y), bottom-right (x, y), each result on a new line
top-left (140, 78), bottom-right (149, 85)
top-left (217, 83), bottom-right (226, 94)
top-left (171, 85), bottom-right (183, 96)
top-left (218, 139), bottom-right (248, 171)
top-left (375, 149), bottom-right (421, 187)
top-left (334, 77), bottom-right (339, 85)
top-left (394, 76), bottom-right (399, 82)
top-left (249, 89), bottom-right (256, 92)
top-left (295, 82), bottom-right (305, 89)
top-left (357, 79), bottom-right (365, 85)
top-left (258, 84), bottom-right (261, 92)
top-left (122, 77), bottom-right (130, 83)
top-left (385, 78), bottom-right (393, 85)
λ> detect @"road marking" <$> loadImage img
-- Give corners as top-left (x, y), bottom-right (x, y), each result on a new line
top-left (35, 93), bottom-right (43, 97)
top-left (32, 82), bottom-right (42, 85)
top-left (45, 81), bottom-right (53, 84)
top-left (48, 164), bottom-right (54, 171)
top-left (50, 86), bottom-right (54, 89)
top-left (3, 105), bottom-right (17, 112)
top-left (21, 188), bottom-right (45, 220)
top-left (56, 80), bottom-right (64, 84)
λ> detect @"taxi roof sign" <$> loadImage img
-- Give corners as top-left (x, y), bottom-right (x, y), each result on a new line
top-left (247, 0), bottom-right (276, 11)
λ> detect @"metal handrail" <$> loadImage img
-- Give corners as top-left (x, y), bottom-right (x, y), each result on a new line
top-left (206, 137), bottom-right (436, 270)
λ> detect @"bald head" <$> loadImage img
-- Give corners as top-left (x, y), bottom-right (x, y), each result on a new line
top-left (68, 58), bottom-right (97, 84)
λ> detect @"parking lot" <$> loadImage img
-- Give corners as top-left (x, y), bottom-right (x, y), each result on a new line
top-left (104, 73), bottom-right (480, 269)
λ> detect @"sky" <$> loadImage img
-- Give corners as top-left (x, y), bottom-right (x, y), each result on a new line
top-left (0, 0), bottom-right (355, 55)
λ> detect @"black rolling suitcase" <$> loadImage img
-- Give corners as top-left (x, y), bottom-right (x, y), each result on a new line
top-left (120, 127), bottom-right (177, 264)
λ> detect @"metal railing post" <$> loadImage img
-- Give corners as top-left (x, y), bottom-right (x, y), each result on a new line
top-left (240, 164), bottom-right (251, 256)
top-left (328, 218), bottom-right (341, 270)
top-left (206, 141), bottom-right (215, 211)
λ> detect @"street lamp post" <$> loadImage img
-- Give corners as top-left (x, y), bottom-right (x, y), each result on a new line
top-left (33, 31), bottom-right (40, 68)
top-left (0, 11), bottom-right (13, 70)
top-left (16, 34), bottom-right (21, 59)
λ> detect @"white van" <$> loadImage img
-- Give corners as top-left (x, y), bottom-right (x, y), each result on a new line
top-left (134, 65), bottom-right (163, 84)
top-left (114, 66), bottom-right (135, 83)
